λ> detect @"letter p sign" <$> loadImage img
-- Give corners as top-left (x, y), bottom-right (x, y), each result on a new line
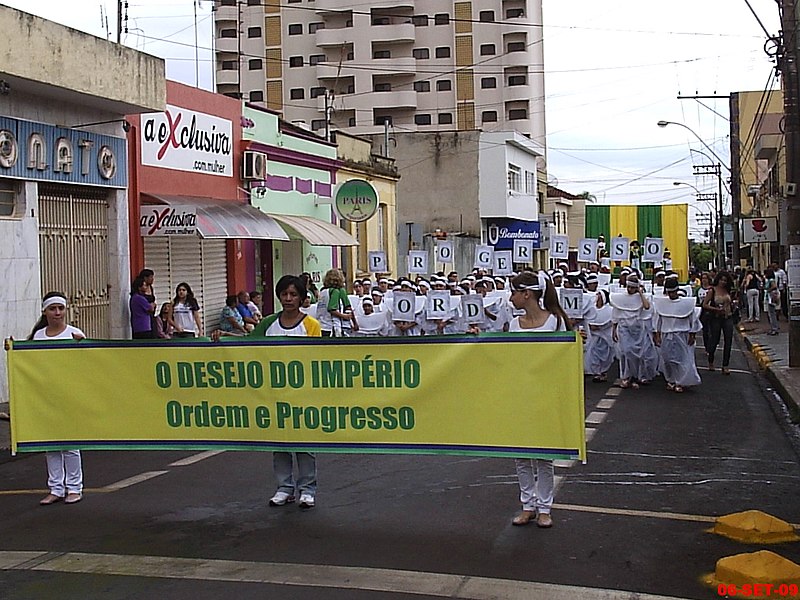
top-left (368, 251), bottom-right (387, 273)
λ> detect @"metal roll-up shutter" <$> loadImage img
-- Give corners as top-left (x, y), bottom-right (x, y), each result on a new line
top-left (200, 239), bottom-right (228, 335)
top-left (142, 237), bottom-right (171, 307)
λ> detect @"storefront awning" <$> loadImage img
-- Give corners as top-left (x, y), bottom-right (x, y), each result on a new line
top-left (143, 194), bottom-right (290, 241)
top-left (268, 213), bottom-right (359, 247)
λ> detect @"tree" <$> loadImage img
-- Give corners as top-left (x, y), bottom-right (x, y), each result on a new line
top-left (689, 242), bottom-right (714, 271)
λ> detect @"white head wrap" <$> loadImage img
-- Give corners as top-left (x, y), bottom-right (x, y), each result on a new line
top-left (42, 296), bottom-right (68, 311)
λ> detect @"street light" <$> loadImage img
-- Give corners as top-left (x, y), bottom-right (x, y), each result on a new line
top-left (656, 120), bottom-right (731, 172)
top-left (658, 120), bottom-right (727, 267)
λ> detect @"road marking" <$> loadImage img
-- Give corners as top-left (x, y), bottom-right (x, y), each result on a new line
top-left (102, 471), bottom-right (169, 491)
top-left (553, 459), bottom-right (577, 469)
top-left (585, 428), bottom-right (596, 442)
top-left (585, 411), bottom-right (607, 425)
top-left (605, 387), bottom-right (622, 396)
top-left (597, 399), bottom-right (616, 409)
top-left (168, 451), bottom-right (226, 467)
top-left (0, 550), bottom-right (691, 600)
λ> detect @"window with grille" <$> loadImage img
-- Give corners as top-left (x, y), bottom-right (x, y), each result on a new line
top-left (413, 48), bottom-right (430, 59)
top-left (311, 119), bottom-right (326, 130)
top-left (508, 75), bottom-right (527, 86)
top-left (0, 179), bottom-right (16, 217)
top-left (481, 77), bottom-right (496, 89)
top-left (289, 56), bottom-right (304, 67)
top-left (435, 47), bottom-right (451, 58)
top-left (414, 114), bottom-right (432, 125)
top-left (250, 90), bottom-right (264, 102)
top-left (221, 60), bottom-right (237, 70)
top-left (434, 13), bottom-right (450, 25)
top-left (249, 59), bottom-right (263, 70)
top-left (248, 27), bottom-right (262, 38)
top-left (482, 111), bottom-right (498, 123)
top-left (290, 88), bottom-right (305, 99)
top-left (480, 44), bottom-right (495, 56)
top-left (412, 15), bottom-right (428, 26)
top-left (413, 81), bottom-right (431, 92)
top-left (509, 108), bottom-right (528, 120)
top-left (479, 11), bottom-right (494, 21)
top-left (438, 113), bottom-right (453, 124)
top-left (309, 22), bottom-right (325, 33)
top-left (309, 54), bottom-right (326, 65)
top-left (220, 28), bottom-right (237, 38)
top-left (507, 41), bottom-right (526, 52)
top-left (288, 24), bottom-right (303, 35)
top-left (436, 80), bottom-right (452, 91)
top-left (310, 86), bottom-right (327, 97)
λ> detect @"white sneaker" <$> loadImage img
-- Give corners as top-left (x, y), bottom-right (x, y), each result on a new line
top-left (298, 493), bottom-right (315, 509)
top-left (269, 491), bottom-right (295, 506)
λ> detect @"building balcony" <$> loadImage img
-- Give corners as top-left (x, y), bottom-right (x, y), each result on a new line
top-left (215, 5), bottom-right (238, 22)
top-left (216, 68), bottom-right (239, 86)
top-left (369, 56), bottom-right (416, 76)
top-left (755, 133), bottom-right (782, 160)
top-left (216, 37), bottom-right (239, 53)
top-left (329, 90), bottom-right (417, 112)
top-left (316, 62), bottom-right (358, 80)
top-left (502, 83), bottom-right (532, 103)
top-left (315, 0), bottom-right (412, 13)
top-left (503, 49), bottom-right (531, 68)
top-left (316, 28), bottom-right (353, 48)
top-left (370, 22), bottom-right (415, 44)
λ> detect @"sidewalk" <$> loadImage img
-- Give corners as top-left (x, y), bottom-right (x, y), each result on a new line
top-left (737, 309), bottom-right (800, 423)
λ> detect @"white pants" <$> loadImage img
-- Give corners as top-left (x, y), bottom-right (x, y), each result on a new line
top-left (515, 459), bottom-right (554, 513)
top-left (46, 450), bottom-right (83, 496)
top-left (746, 288), bottom-right (760, 320)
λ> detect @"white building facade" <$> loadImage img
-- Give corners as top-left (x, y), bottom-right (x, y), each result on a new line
top-left (214, 0), bottom-right (546, 143)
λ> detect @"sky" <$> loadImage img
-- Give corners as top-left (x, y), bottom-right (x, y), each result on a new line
top-left (1, 0), bottom-right (783, 241)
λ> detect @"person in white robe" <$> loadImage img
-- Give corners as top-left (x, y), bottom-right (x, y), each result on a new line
top-left (610, 274), bottom-right (652, 389)
top-left (652, 277), bottom-right (702, 392)
top-left (585, 289), bottom-right (615, 382)
top-left (351, 298), bottom-right (390, 337)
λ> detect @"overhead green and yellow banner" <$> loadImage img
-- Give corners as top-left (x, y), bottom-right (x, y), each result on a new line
top-left (7, 335), bottom-right (586, 461)
top-left (586, 204), bottom-right (689, 278)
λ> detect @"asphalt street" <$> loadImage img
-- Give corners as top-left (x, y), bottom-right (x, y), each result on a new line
top-left (0, 333), bottom-right (798, 600)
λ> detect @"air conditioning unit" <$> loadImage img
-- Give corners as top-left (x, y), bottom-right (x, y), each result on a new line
top-left (243, 151), bottom-right (267, 180)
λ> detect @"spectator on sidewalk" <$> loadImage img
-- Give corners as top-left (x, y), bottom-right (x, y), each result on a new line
top-left (743, 269), bottom-right (762, 322)
top-left (765, 269), bottom-right (781, 336)
top-left (236, 291), bottom-right (259, 332)
top-left (774, 262), bottom-right (788, 319)
top-left (702, 271), bottom-right (737, 375)
top-left (130, 274), bottom-right (156, 339)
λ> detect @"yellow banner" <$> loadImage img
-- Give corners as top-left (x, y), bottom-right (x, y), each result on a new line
top-left (7, 334), bottom-right (586, 461)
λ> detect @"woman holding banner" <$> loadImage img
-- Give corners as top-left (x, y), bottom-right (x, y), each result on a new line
top-left (507, 270), bottom-right (570, 529)
top-left (247, 275), bottom-right (322, 509)
top-left (29, 292), bottom-right (85, 506)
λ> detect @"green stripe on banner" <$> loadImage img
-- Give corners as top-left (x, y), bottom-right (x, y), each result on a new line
top-left (585, 205), bottom-right (610, 240)
top-left (637, 205), bottom-right (662, 242)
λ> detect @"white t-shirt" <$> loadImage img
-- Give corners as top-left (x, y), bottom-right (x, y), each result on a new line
top-left (508, 313), bottom-right (566, 333)
top-left (264, 314), bottom-right (315, 337)
top-left (172, 301), bottom-right (198, 334)
top-left (33, 324), bottom-right (85, 340)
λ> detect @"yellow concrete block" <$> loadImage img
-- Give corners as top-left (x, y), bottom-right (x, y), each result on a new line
top-left (715, 550), bottom-right (800, 587)
top-left (712, 510), bottom-right (799, 544)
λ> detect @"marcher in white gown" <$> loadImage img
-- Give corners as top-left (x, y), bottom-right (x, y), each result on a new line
top-left (585, 290), bottom-right (615, 382)
top-left (652, 277), bottom-right (702, 392)
top-left (610, 274), bottom-right (652, 389)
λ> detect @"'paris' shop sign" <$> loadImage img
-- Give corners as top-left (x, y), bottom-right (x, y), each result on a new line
top-left (140, 105), bottom-right (233, 178)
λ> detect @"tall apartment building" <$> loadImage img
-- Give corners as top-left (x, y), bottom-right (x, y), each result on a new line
top-left (214, 0), bottom-right (546, 145)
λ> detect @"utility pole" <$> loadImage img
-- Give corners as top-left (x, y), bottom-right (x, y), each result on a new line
top-left (780, 0), bottom-right (800, 366)
top-left (694, 164), bottom-right (725, 268)
top-left (117, 0), bottom-right (122, 43)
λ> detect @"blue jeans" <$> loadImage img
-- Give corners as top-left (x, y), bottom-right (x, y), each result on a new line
top-left (273, 452), bottom-right (317, 497)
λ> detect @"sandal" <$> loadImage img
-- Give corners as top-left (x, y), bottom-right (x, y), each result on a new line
top-left (619, 379), bottom-right (631, 389)
top-left (39, 494), bottom-right (64, 506)
top-left (512, 510), bottom-right (537, 526)
top-left (666, 383), bottom-right (675, 392)
top-left (592, 375), bottom-right (603, 383)
top-left (721, 368), bottom-right (730, 375)
top-left (674, 385), bottom-right (685, 393)
top-left (630, 382), bottom-right (640, 390)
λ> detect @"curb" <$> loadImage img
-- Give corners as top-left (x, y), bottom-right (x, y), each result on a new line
top-left (737, 328), bottom-right (800, 423)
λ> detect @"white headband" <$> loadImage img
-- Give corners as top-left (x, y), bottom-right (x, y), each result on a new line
top-left (42, 296), bottom-right (68, 311)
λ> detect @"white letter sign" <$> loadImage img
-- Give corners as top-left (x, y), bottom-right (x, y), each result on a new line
top-left (610, 237), bottom-right (630, 261)
top-left (461, 295), bottom-right (485, 325)
top-left (474, 245), bottom-right (494, 269)
top-left (550, 235), bottom-right (569, 260)
top-left (493, 250), bottom-right (513, 275)
top-left (407, 250), bottom-right (428, 274)
top-left (426, 290), bottom-right (451, 320)
top-left (577, 238), bottom-right (598, 262)
top-left (513, 239), bottom-right (533, 264)
top-left (643, 237), bottom-right (664, 262)
top-left (368, 251), bottom-right (387, 273)
top-left (391, 291), bottom-right (416, 322)
top-left (436, 241), bottom-right (454, 264)
top-left (559, 288), bottom-right (585, 320)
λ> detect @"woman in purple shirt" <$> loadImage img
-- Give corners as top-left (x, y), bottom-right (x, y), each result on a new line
top-left (130, 274), bottom-right (156, 339)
